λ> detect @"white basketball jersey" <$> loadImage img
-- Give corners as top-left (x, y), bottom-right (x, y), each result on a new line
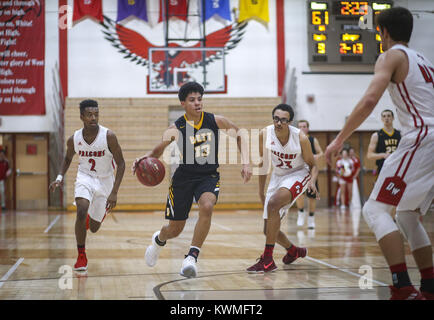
top-left (73, 125), bottom-right (114, 178)
top-left (387, 44), bottom-right (434, 134)
top-left (265, 124), bottom-right (309, 176)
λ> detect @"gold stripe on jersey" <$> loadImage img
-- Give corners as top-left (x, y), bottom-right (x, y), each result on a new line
top-left (382, 128), bottom-right (395, 137)
top-left (184, 112), bottom-right (204, 130)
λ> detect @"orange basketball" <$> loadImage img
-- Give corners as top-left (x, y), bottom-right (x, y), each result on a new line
top-left (136, 157), bottom-right (165, 187)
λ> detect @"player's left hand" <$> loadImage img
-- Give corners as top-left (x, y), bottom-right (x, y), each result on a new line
top-left (106, 192), bottom-right (117, 212)
top-left (241, 164), bottom-right (252, 183)
top-left (325, 138), bottom-right (343, 166)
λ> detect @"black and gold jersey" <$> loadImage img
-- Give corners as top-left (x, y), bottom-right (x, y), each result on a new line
top-left (375, 128), bottom-right (401, 173)
top-left (175, 111), bottom-right (219, 174)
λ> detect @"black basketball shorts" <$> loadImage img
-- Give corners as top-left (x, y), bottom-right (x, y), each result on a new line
top-left (165, 169), bottom-right (220, 220)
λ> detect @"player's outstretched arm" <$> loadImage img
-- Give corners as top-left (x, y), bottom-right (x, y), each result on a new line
top-left (49, 135), bottom-right (75, 192)
top-left (107, 130), bottom-right (125, 211)
top-left (300, 132), bottom-right (319, 199)
top-left (325, 50), bottom-right (403, 165)
top-left (215, 115), bottom-right (252, 183)
top-left (132, 124), bottom-right (178, 175)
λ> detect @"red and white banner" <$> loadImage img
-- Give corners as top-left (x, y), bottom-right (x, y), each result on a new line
top-left (0, 0), bottom-right (45, 115)
top-left (158, 0), bottom-right (188, 22)
top-left (73, 0), bottom-right (103, 23)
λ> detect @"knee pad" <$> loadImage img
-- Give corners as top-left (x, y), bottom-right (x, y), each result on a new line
top-left (396, 210), bottom-right (431, 251)
top-left (362, 199), bottom-right (398, 241)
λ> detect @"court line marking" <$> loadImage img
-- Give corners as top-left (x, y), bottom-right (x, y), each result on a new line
top-left (0, 258), bottom-right (24, 289)
top-left (305, 256), bottom-right (388, 286)
top-left (212, 222), bottom-right (232, 231)
top-left (44, 215), bottom-right (61, 233)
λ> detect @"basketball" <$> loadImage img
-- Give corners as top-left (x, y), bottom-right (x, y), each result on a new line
top-left (136, 157), bottom-right (165, 187)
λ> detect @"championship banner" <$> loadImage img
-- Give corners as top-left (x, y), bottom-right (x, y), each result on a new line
top-left (73, 0), bottom-right (103, 23)
top-left (158, 0), bottom-right (188, 22)
top-left (238, 0), bottom-right (269, 23)
top-left (117, 0), bottom-right (148, 22)
top-left (203, 0), bottom-right (231, 21)
top-left (0, 0), bottom-right (45, 115)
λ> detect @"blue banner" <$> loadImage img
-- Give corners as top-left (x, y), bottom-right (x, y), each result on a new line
top-left (117, 0), bottom-right (148, 22)
top-left (203, 0), bottom-right (231, 21)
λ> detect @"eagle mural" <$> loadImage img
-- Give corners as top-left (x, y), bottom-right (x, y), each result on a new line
top-left (100, 15), bottom-right (248, 91)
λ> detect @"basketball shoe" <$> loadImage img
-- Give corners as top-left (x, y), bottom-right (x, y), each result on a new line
top-left (307, 216), bottom-right (315, 229)
top-left (180, 255), bottom-right (198, 278)
top-left (246, 255), bottom-right (277, 273)
top-left (74, 253), bottom-right (88, 271)
top-left (297, 210), bottom-right (306, 227)
top-left (389, 285), bottom-right (425, 300)
top-left (283, 247), bottom-right (307, 265)
top-left (145, 231), bottom-right (164, 267)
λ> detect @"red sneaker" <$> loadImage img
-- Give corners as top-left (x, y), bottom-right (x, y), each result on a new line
top-left (74, 253), bottom-right (88, 271)
top-left (389, 285), bottom-right (425, 300)
top-left (283, 247), bottom-right (307, 265)
top-left (246, 255), bottom-right (277, 273)
top-left (421, 290), bottom-right (434, 300)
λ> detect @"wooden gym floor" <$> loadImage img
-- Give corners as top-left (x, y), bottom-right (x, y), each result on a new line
top-left (0, 207), bottom-right (432, 300)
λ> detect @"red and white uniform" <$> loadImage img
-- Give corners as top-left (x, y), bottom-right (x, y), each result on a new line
top-left (73, 125), bottom-right (115, 222)
top-left (336, 157), bottom-right (354, 184)
top-left (263, 125), bottom-right (311, 218)
top-left (370, 44), bottom-right (434, 215)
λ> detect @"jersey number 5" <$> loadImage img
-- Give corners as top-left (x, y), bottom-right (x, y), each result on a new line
top-left (89, 158), bottom-right (97, 172)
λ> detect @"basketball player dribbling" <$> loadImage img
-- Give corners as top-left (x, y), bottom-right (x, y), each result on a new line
top-left (325, 7), bottom-right (434, 300)
top-left (247, 104), bottom-right (318, 273)
top-left (133, 82), bottom-right (252, 278)
top-left (50, 99), bottom-right (126, 271)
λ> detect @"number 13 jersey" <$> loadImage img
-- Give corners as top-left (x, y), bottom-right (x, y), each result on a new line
top-left (73, 125), bottom-right (114, 178)
top-left (265, 124), bottom-right (308, 176)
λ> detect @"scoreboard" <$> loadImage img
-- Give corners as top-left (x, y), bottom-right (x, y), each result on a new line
top-left (308, 1), bottom-right (393, 65)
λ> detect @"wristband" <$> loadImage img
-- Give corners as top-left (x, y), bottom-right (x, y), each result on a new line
top-left (56, 175), bottom-right (63, 183)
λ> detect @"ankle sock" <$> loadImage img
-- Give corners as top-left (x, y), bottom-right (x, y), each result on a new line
top-left (390, 263), bottom-right (412, 288)
top-left (77, 245), bottom-right (85, 254)
top-left (187, 246), bottom-right (200, 261)
top-left (263, 244), bottom-right (274, 259)
top-left (420, 266), bottom-right (434, 293)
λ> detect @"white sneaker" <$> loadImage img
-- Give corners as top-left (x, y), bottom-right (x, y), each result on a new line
top-left (145, 231), bottom-right (164, 267)
top-left (308, 216), bottom-right (315, 229)
top-left (180, 255), bottom-right (197, 278)
top-left (340, 205), bottom-right (346, 211)
top-left (297, 210), bottom-right (306, 227)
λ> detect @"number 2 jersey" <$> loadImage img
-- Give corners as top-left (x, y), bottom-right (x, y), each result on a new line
top-left (265, 124), bottom-right (309, 176)
top-left (73, 125), bottom-right (115, 178)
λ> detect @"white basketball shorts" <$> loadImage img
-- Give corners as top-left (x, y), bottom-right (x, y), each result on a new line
top-left (74, 171), bottom-right (114, 222)
top-left (370, 126), bottom-right (434, 215)
top-left (263, 167), bottom-right (311, 219)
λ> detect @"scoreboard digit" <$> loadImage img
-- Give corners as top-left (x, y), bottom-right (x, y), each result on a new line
top-left (308, 1), bottom-right (393, 65)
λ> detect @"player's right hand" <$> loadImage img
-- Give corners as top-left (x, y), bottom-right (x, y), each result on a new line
top-left (49, 180), bottom-right (62, 192)
top-left (132, 156), bottom-right (147, 175)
